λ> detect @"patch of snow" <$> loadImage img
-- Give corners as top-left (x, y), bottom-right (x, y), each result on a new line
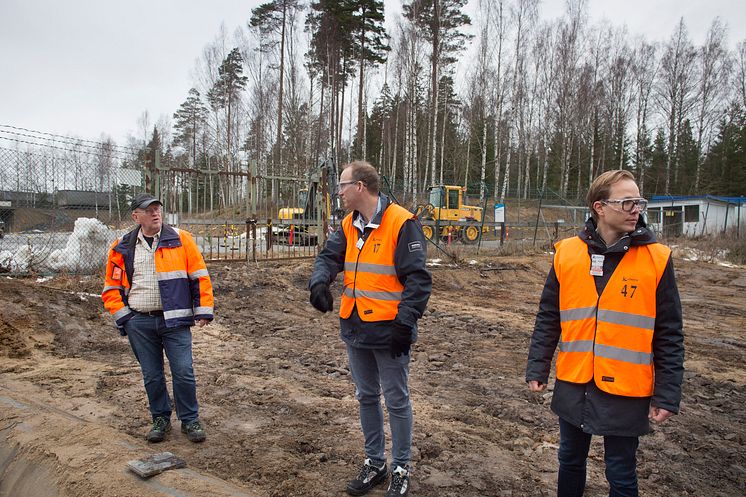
top-left (0, 217), bottom-right (114, 274)
top-left (46, 218), bottom-right (113, 273)
top-left (36, 276), bottom-right (53, 283)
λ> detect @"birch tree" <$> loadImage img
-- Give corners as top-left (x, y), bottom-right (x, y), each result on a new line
top-left (693, 18), bottom-right (731, 190)
top-left (657, 19), bottom-right (697, 192)
top-left (631, 39), bottom-right (658, 192)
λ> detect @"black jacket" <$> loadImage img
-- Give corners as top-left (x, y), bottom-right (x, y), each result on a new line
top-left (526, 217), bottom-right (684, 436)
top-left (309, 194), bottom-right (432, 349)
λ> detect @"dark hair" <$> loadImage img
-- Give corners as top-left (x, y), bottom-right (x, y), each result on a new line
top-left (586, 170), bottom-right (636, 220)
top-left (343, 161), bottom-right (380, 195)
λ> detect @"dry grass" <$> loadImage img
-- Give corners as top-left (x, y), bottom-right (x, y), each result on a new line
top-left (665, 229), bottom-right (746, 266)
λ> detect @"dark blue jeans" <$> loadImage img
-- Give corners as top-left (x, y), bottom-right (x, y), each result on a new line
top-left (558, 417), bottom-right (639, 497)
top-left (125, 314), bottom-right (199, 423)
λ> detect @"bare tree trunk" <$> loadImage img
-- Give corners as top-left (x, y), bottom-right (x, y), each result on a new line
top-left (403, 100), bottom-right (411, 202)
top-left (524, 143), bottom-right (532, 199)
top-left (493, 115), bottom-right (502, 200)
top-left (480, 116), bottom-right (488, 201)
top-left (500, 128), bottom-right (511, 202)
top-left (491, 0), bottom-right (506, 200)
top-left (427, 0), bottom-right (441, 188)
top-left (464, 125), bottom-right (471, 189)
top-left (541, 135), bottom-right (549, 192)
top-left (275, 0), bottom-right (287, 172)
top-left (439, 90), bottom-right (448, 185)
top-left (391, 99), bottom-right (401, 190)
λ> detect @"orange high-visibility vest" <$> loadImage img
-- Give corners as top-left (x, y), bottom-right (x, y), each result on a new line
top-left (340, 203), bottom-right (414, 321)
top-left (554, 236), bottom-right (670, 397)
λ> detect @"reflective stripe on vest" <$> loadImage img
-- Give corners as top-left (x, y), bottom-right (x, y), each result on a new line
top-left (554, 236), bottom-right (670, 397)
top-left (339, 203), bottom-right (413, 321)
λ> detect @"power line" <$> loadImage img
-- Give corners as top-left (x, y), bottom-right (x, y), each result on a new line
top-left (0, 136), bottom-right (140, 160)
top-left (0, 129), bottom-right (139, 159)
top-left (0, 124), bottom-right (141, 153)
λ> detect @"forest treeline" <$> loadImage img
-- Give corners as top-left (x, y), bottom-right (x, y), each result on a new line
top-left (126, 0), bottom-right (745, 203)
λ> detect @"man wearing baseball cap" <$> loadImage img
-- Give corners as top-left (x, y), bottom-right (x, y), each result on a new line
top-left (102, 193), bottom-right (214, 443)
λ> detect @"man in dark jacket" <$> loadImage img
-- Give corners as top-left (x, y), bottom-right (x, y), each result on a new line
top-left (526, 170), bottom-right (684, 497)
top-left (309, 161), bottom-right (431, 497)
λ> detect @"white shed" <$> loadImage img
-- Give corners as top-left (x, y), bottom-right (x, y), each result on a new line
top-left (645, 195), bottom-right (746, 237)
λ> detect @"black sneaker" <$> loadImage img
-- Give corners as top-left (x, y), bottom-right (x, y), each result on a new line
top-left (181, 420), bottom-right (206, 443)
top-left (346, 458), bottom-right (387, 496)
top-left (146, 416), bottom-right (171, 443)
top-left (385, 465), bottom-right (410, 497)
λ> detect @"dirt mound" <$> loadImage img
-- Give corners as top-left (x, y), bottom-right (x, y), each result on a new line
top-left (0, 254), bottom-right (745, 496)
top-left (0, 317), bottom-right (31, 358)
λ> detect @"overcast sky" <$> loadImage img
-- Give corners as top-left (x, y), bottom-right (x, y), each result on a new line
top-left (1, 0), bottom-right (744, 150)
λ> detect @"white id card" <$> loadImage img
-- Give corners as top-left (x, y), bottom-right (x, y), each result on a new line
top-left (590, 254), bottom-right (604, 276)
top-left (356, 237), bottom-right (364, 250)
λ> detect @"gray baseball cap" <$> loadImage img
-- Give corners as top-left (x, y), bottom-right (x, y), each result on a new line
top-left (130, 193), bottom-right (162, 211)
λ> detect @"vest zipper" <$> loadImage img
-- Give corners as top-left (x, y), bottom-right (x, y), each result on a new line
top-left (352, 228), bottom-right (367, 297)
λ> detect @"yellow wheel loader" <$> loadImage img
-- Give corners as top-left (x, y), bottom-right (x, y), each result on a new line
top-left (416, 185), bottom-right (484, 245)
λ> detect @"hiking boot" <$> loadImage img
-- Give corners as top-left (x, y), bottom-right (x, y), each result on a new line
top-left (181, 420), bottom-right (206, 443)
top-left (385, 465), bottom-right (410, 497)
top-left (346, 458), bottom-right (387, 496)
top-left (146, 416), bottom-right (171, 443)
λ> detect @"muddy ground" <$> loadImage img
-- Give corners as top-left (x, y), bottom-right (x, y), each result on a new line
top-left (1, 250), bottom-right (745, 497)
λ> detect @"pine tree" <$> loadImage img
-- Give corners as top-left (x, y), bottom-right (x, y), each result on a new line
top-left (207, 47), bottom-right (249, 164)
top-left (701, 108), bottom-right (746, 195)
top-left (403, 0), bottom-right (472, 187)
top-left (251, 0), bottom-right (304, 171)
top-left (173, 88), bottom-right (208, 167)
top-left (649, 129), bottom-right (669, 195)
top-left (306, 0), bottom-right (357, 163)
top-left (675, 119), bottom-right (698, 193)
top-left (350, 0), bottom-right (389, 158)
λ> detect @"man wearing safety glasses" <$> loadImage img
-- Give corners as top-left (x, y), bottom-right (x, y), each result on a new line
top-left (526, 170), bottom-right (684, 497)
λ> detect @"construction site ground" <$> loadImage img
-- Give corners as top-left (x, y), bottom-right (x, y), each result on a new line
top-left (1, 249), bottom-right (745, 497)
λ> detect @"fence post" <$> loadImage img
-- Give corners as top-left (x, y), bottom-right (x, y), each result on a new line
top-left (533, 190), bottom-right (545, 247)
top-left (248, 218), bottom-right (256, 262)
top-left (267, 218), bottom-right (273, 252)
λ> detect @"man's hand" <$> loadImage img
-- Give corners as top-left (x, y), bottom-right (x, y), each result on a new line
top-left (310, 283), bottom-right (334, 313)
top-left (528, 380), bottom-right (546, 392)
top-left (649, 405), bottom-right (674, 423)
top-left (196, 319), bottom-right (209, 327)
top-left (391, 322), bottom-right (413, 358)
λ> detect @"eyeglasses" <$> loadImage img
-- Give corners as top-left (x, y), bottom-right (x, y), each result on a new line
top-left (337, 180), bottom-right (359, 192)
top-left (135, 206), bottom-right (162, 215)
top-left (601, 198), bottom-right (648, 213)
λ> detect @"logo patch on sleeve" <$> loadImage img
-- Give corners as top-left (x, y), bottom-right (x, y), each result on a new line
top-left (408, 241), bottom-right (422, 252)
top-left (112, 267), bottom-right (122, 281)
top-left (601, 376), bottom-right (615, 383)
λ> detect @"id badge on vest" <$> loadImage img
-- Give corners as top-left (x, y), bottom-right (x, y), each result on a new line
top-left (356, 237), bottom-right (364, 250)
top-left (590, 254), bottom-right (604, 276)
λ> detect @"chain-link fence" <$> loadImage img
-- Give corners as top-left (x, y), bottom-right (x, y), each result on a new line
top-left (1, 130), bottom-right (599, 274)
top-left (0, 139), bottom-right (332, 274)
top-left (376, 179), bottom-right (587, 253)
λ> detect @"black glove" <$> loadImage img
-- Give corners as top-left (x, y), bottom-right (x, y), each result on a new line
top-left (391, 322), bottom-right (413, 358)
top-left (310, 283), bottom-right (333, 313)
